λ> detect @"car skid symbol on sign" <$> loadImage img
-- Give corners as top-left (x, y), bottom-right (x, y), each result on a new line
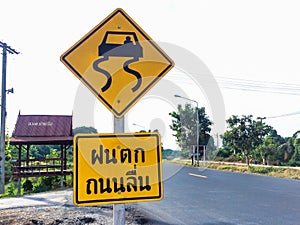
top-left (93, 31), bottom-right (143, 92)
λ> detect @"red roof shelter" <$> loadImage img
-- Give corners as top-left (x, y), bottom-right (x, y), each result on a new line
top-left (9, 113), bottom-right (73, 179)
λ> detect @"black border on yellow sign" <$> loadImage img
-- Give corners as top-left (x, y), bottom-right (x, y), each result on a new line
top-left (74, 132), bottom-right (163, 205)
top-left (61, 8), bottom-right (174, 118)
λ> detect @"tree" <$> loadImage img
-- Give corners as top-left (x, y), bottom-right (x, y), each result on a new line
top-left (169, 104), bottom-right (212, 157)
top-left (289, 136), bottom-right (300, 166)
top-left (222, 115), bottom-right (271, 165)
top-left (255, 129), bottom-right (285, 165)
top-left (73, 126), bottom-right (98, 135)
top-left (278, 130), bottom-right (300, 166)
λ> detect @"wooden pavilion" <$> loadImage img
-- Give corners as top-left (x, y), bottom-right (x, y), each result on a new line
top-left (9, 113), bottom-right (73, 180)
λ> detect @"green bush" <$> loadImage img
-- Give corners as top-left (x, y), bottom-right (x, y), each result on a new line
top-left (216, 147), bottom-right (232, 158)
top-left (33, 182), bottom-right (51, 193)
top-left (22, 179), bottom-right (33, 192)
top-left (32, 176), bottom-right (61, 193)
top-left (218, 165), bottom-right (236, 170)
top-left (180, 151), bottom-right (190, 159)
top-left (248, 166), bottom-right (274, 174)
top-left (287, 159), bottom-right (300, 167)
top-left (7, 180), bottom-right (16, 196)
top-left (223, 154), bottom-right (244, 162)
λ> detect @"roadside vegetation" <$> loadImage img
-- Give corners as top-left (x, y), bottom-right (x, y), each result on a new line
top-left (0, 126), bottom-right (96, 198)
top-left (166, 158), bottom-right (300, 180)
top-left (1, 176), bottom-right (73, 198)
top-left (207, 163), bottom-right (300, 180)
top-left (2, 104), bottom-right (300, 199)
top-left (1, 143), bottom-right (73, 198)
top-left (169, 104), bottom-right (300, 179)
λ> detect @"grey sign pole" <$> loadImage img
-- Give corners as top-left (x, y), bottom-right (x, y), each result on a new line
top-left (0, 43), bottom-right (7, 194)
top-left (0, 41), bottom-right (19, 194)
top-left (113, 116), bottom-right (125, 225)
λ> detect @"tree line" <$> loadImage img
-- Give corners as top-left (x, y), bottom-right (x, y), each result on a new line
top-left (169, 104), bottom-right (300, 166)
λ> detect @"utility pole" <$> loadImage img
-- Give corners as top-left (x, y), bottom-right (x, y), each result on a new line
top-left (174, 94), bottom-right (200, 166)
top-left (215, 133), bottom-right (219, 148)
top-left (0, 41), bottom-right (19, 194)
top-left (257, 116), bottom-right (266, 165)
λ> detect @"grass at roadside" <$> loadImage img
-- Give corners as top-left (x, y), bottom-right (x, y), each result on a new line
top-left (166, 159), bottom-right (300, 180)
top-left (208, 163), bottom-right (300, 179)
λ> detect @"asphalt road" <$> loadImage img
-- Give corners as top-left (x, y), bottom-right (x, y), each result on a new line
top-left (0, 188), bottom-right (73, 210)
top-left (136, 163), bottom-right (300, 225)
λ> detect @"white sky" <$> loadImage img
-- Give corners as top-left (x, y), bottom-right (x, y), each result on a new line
top-left (1, 0), bottom-right (300, 150)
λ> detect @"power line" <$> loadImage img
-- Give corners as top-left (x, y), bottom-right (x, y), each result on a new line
top-left (217, 76), bottom-right (300, 95)
top-left (267, 111), bottom-right (300, 119)
top-left (217, 76), bottom-right (300, 89)
top-left (167, 72), bottom-right (300, 96)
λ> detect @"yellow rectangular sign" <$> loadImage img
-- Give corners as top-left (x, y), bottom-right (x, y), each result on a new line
top-left (73, 132), bottom-right (163, 206)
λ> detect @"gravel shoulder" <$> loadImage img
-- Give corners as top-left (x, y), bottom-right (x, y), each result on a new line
top-left (0, 189), bottom-right (160, 225)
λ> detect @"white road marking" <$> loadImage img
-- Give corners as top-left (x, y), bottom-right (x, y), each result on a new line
top-left (188, 173), bottom-right (208, 179)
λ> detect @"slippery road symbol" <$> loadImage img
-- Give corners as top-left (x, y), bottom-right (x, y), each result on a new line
top-left (93, 31), bottom-right (143, 92)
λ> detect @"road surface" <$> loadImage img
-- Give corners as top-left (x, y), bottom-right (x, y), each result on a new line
top-left (136, 163), bottom-right (300, 225)
top-left (0, 163), bottom-right (299, 225)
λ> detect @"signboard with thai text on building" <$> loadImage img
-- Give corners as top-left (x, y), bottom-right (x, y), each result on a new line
top-left (73, 132), bottom-right (163, 206)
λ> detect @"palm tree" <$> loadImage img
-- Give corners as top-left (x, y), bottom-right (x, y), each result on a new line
top-left (278, 130), bottom-right (300, 163)
top-left (289, 131), bottom-right (300, 166)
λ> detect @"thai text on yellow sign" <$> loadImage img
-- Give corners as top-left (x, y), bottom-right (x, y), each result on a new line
top-left (73, 133), bottom-right (163, 206)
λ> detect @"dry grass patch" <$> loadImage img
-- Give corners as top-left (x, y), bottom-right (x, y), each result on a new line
top-left (167, 159), bottom-right (300, 180)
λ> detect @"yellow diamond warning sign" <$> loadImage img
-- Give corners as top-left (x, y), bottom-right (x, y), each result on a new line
top-left (60, 8), bottom-right (174, 117)
top-left (73, 133), bottom-right (163, 206)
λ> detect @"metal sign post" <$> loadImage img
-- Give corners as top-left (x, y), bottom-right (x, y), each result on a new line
top-left (62, 8), bottom-right (172, 225)
top-left (113, 116), bottom-right (125, 225)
